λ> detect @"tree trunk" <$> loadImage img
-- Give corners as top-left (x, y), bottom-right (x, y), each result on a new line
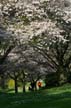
top-left (1, 74), bottom-right (6, 90)
top-left (14, 79), bottom-right (18, 93)
top-left (22, 79), bottom-right (26, 93)
top-left (56, 66), bottom-right (67, 85)
top-left (22, 71), bottom-right (26, 93)
top-left (23, 82), bottom-right (25, 93)
top-left (30, 81), bottom-right (37, 91)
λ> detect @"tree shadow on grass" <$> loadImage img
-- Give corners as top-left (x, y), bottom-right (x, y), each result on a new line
top-left (0, 90), bottom-right (71, 108)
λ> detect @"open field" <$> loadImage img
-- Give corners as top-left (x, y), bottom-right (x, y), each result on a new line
top-left (0, 84), bottom-right (71, 108)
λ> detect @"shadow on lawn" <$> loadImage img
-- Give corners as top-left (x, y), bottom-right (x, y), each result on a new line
top-left (0, 90), bottom-right (71, 100)
top-left (0, 90), bottom-right (71, 108)
top-left (0, 86), bottom-right (71, 99)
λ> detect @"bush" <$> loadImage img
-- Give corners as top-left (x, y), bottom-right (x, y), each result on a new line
top-left (45, 73), bottom-right (58, 88)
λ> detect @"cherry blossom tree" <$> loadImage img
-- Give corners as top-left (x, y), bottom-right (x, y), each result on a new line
top-left (0, 0), bottom-right (71, 90)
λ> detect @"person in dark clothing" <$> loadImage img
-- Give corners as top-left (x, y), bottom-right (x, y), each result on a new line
top-left (29, 81), bottom-right (36, 91)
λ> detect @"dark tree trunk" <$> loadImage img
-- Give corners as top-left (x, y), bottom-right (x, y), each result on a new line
top-left (23, 82), bottom-right (25, 93)
top-left (22, 71), bottom-right (26, 93)
top-left (1, 73), bottom-right (6, 90)
top-left (0, 45), bottom-right (14, 64)
top-left (56, 66), bottom-right (67, 85)
top-left (30, 81), bottom-right (37, 91)
top-left (14, 79), bottom-right (18, 93)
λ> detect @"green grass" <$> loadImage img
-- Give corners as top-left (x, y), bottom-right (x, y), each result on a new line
top-left (0, 84), bottom-right (71, 108)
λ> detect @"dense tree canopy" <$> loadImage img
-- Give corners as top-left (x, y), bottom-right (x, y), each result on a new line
top-left (0, 0), bottom-right (71, 92)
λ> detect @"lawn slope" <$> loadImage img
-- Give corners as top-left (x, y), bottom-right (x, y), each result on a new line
top-left (0, 84), bottom-right (71, 108)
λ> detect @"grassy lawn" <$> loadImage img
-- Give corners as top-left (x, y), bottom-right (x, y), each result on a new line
top-left (0, 84), bottom-right (71, 108)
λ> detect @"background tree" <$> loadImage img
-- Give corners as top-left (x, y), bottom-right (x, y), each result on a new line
top-left (0, 0), bottom-right (71, 91)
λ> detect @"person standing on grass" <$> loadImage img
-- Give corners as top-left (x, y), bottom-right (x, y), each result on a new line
top-left (29, 81), bottom-right (36, 91)
top-left (37, 81), bottom-right (42, 88)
